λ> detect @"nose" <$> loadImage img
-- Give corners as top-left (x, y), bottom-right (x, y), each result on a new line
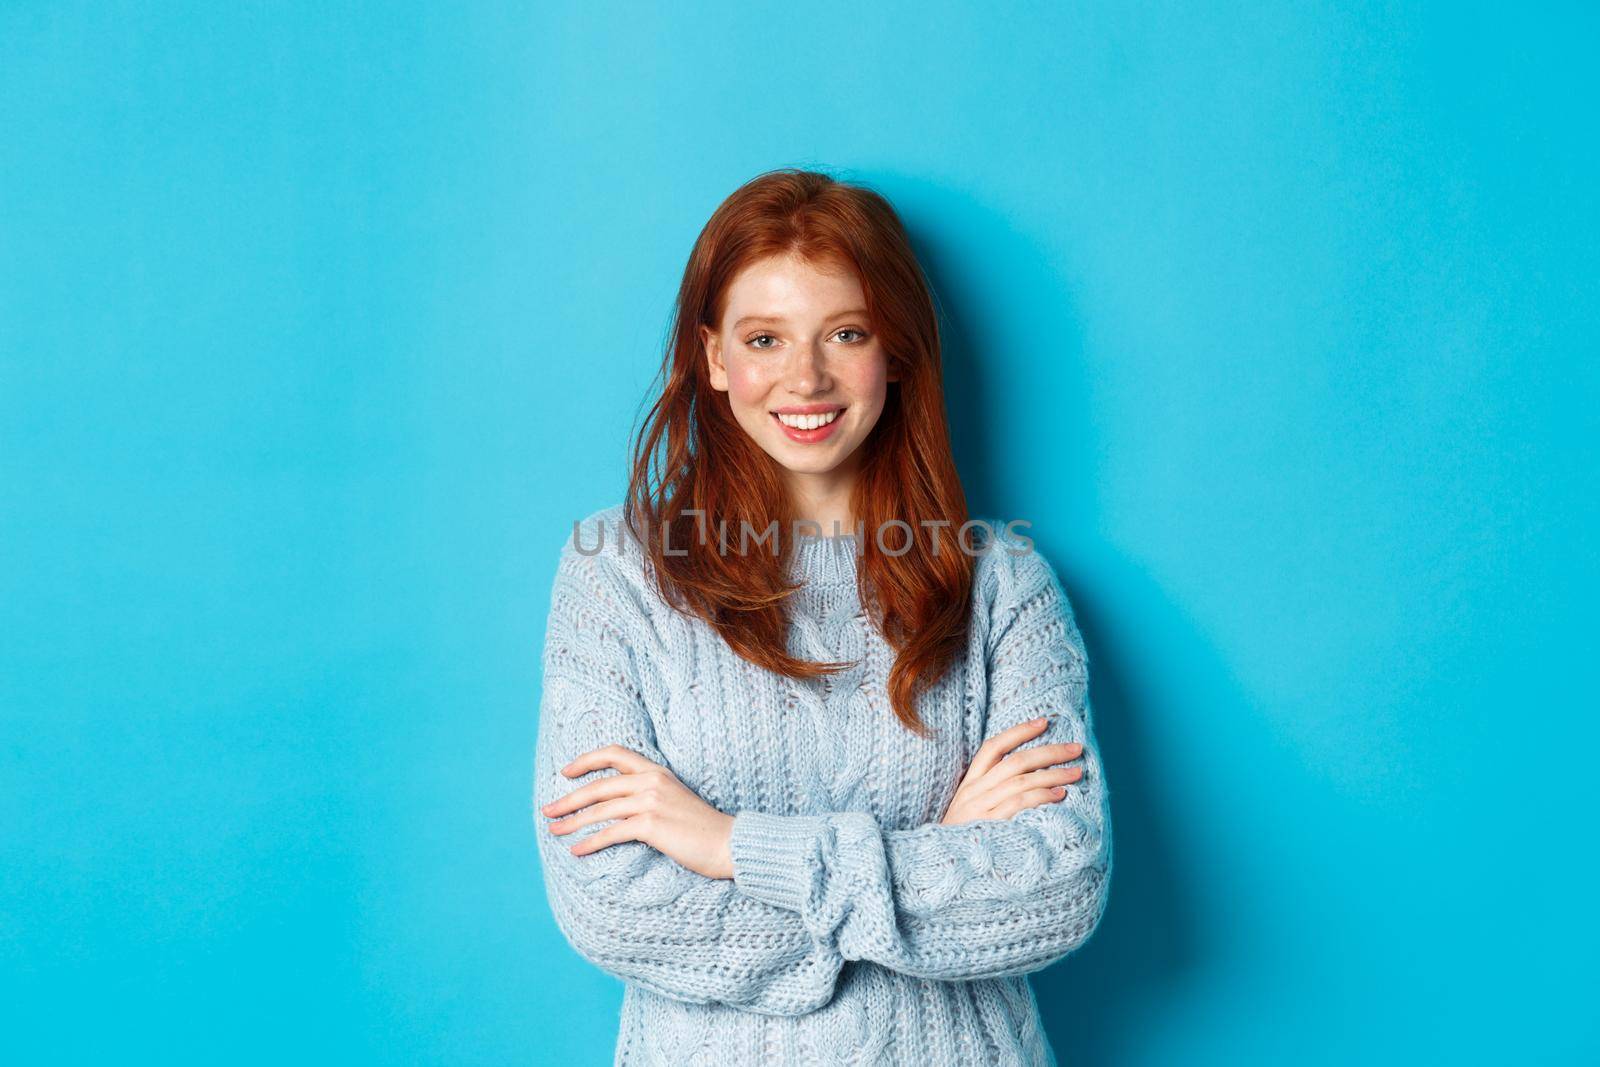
top-left (782, 339), bottom-right (832, 396)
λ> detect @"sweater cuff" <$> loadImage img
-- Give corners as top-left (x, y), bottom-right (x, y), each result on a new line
top-left (729, 810), bottom-right (831, 915)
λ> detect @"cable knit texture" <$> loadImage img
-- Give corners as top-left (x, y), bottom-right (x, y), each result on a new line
top-left (533, 503), bottom-right (1112, 1066)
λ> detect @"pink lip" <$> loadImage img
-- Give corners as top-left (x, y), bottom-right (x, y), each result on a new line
top-left (771, 408), bottom-right (845, 444)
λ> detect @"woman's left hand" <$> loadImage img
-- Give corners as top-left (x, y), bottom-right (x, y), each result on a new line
top-left (540, 745), bottom-right (735, 880)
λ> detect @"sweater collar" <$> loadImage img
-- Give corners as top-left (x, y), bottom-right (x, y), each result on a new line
top-left (785, 529), bottom-right (861, 587)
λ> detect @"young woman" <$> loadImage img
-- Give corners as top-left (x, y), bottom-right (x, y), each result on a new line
top-left (533, 169), bottom-right (1112, 1066)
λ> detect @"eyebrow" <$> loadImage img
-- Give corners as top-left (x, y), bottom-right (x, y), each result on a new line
top-left (732, 309), bottom-right (870, 331)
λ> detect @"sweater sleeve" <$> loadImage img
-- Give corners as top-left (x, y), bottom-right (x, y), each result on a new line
top-left (728, 540), bottom-right (1113, 982)
top-left (533, 537), bottom-right (846, 1016)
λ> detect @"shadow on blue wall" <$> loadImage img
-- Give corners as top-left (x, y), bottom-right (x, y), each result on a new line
top-left (908, 182), bottom-right (1239, 1061)
top-left (1037, 566), bottom-right (1209, 1064)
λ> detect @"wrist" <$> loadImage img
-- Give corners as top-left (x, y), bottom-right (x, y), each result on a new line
top-left (715, 811), bottom-right (735, 880)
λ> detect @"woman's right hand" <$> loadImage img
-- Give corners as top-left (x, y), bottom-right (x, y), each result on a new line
top-left (939, 716), bottom-right (1085, 826)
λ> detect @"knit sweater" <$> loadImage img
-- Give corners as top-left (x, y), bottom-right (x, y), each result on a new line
top-left (533, 503), bottom-right (1112, 1067)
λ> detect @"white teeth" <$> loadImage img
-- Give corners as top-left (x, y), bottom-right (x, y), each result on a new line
top-left (776, 409), bottom-right (841, 430)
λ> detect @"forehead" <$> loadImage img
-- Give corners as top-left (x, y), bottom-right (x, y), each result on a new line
top-left (720, 253), bottom-right (865, 322)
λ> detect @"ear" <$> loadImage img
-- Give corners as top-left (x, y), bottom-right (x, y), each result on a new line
top-left (701, 325), bottom-right (728, 391)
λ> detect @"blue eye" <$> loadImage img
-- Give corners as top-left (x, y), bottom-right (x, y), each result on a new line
top-left (744, 329), bottom-right (868, 349)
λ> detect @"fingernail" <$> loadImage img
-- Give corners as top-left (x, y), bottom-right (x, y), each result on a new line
top-left (1032, 716), bottom-right (1047, 726)
top-left (1052, 786), bottom-right (1066, 797)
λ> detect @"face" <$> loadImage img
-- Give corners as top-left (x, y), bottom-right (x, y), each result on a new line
top-left (700, 253), bottom-right (896, 503)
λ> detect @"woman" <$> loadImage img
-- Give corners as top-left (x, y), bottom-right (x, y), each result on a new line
top-left (533, 168), bottom-right (1112, 1066)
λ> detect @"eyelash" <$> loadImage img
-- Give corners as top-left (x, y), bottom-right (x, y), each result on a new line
top-left (745, 328), bottom-right (869, 350)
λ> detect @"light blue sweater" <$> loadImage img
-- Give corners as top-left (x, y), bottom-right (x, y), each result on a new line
top-left (534, 504), bottom-right (1112, 1066)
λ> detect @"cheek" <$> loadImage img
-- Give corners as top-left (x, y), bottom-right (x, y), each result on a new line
top-left (845, 357), bottom-right (891, 410)
top-left (724, 360), bottom-right (775, 409)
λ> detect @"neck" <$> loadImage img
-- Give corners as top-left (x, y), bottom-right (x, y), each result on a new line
top-left (781, 456), bottom-right (860, 535)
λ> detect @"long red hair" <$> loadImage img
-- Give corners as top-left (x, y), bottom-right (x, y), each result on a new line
top-left (624, 168), bottom-right (973, 738)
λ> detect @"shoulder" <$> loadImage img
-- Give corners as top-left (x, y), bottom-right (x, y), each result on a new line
top-left (970, 519), bottom-right (1059, 606)
top-left (550, 501), bottom-right (657, 613)
top-left (557, 501), bottom-right (645, 564)
top-left (969, 518), bottom-right (1084, 656)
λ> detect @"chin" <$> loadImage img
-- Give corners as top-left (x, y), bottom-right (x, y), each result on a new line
top-left (767, 448), bottom-right (847, 475)
top-left (769, 452), bottom-right (833, 471)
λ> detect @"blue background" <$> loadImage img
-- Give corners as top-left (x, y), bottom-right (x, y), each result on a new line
top-left (3, 2), bottom-right (1596, 1063)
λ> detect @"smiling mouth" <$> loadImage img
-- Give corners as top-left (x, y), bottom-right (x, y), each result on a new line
top-left (771, 407), bottom-right (846, 431)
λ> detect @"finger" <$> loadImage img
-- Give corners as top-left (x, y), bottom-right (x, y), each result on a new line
top-left (541, 772), bottom-right (639, 817)
top-left (549, 795), bottom-right (643, 835)
top-left (995, 741), bottom-right (1084, 778)
top-left (971, 769), bottom-right (1074, 816)
top-left (562, 745), bottom-right (661, 779)
top-left (568, 816), bottom-right (642, 857)
top-left (991, 785), bottom-right (1069, 820)
top-left (974, 765), bottom-right (1082, 811)
top-left (971, 742), bottom-right (1083, 796)
top-left (967, 717), bottom-right (1051, 778)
